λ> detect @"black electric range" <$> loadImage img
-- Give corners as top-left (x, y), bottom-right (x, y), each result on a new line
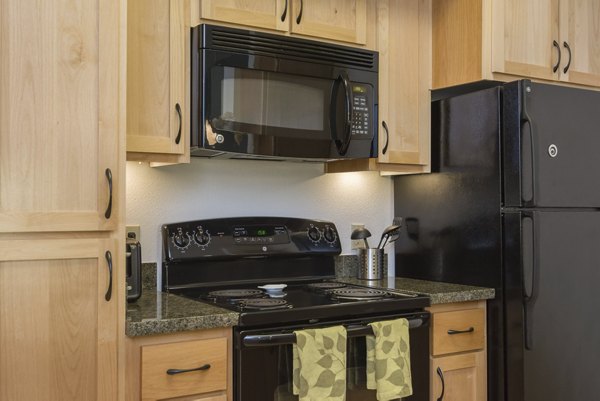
top-left (162, 217), bottom-right (430, 326)
top-left (161, 217), bottom-right (431, 401)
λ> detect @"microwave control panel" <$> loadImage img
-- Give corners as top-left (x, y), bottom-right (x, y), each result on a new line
top-left (351, 84), bottom-right (372, 137)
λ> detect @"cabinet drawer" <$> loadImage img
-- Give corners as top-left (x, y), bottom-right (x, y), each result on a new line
top-left (432, 308), bottom-right (485, 356)
top-left (141, 337), bottom-right (227, 400)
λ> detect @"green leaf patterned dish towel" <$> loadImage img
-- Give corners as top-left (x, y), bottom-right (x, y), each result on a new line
top-left (292, 325), bottom-right (347, 401)
top-left (366, 318), bottom-right (413, 401)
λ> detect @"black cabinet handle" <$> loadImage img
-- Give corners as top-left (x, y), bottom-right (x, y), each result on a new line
top-left (436, 367), bottom-right (445, 401)
top-left (104, 250), bottom-right (113, 302)
top-left (296, 0), bottom-right (303, 24)
top-left (447, 327), bottom-right (474, 335)
top-left (382, 120), bottom-right (389, 155)
top-left (563, 41), bottom-right (572, 74)
top-left (281, 0), bottom-right (288, 22)
top-left (167, 364), bottom-right (211, 375)
top-left (175, 103), bottom-right (182, 145)
top-left (552, 40), bottom-right (561, 73)
top-left (104, 168), bottom-right (112, 219)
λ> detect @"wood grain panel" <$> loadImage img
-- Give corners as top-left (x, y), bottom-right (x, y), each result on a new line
top-left (430, 352), bottom-right (486, 401)
top-left (141, 338), bottom-right (228, 401)
top-left (290, 0), bottom-right (367, 44)
top-left (432, 0), bottom-right (482, 88)
top-left (432, 308), bottom-right (485, 356)
top-left (200, 0), bottom-right (288, 32)
top-left (0, 0), bottom-right (119, 232)
top-left (561, 0), bottom-right (600, 87)
top-left (0, 239), bottom-right (117, 401)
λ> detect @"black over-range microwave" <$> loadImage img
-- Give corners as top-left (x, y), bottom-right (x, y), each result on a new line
top-left (191, 24), bottom-right (378, 161)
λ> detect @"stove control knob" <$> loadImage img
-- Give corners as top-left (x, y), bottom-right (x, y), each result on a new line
top-left (194, 227), bottom-right (211, 246)
top-left (307, 226), bottom-right (321, 242)
top-left (323, 226), bottom-right (337, 244)
top-left (173, 228), bottom-right (190, 249)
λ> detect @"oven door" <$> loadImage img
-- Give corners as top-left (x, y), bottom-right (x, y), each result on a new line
top-left (234, 312), bottom-right (430, 401)
top-left (192, 47), bottom-right (377, 160)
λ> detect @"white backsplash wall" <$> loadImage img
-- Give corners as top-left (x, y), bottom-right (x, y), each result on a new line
top-left (126, 158), bottom-right (395, 275)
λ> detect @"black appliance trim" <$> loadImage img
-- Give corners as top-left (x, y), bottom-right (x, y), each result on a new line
top-left (201, 24), bottom-right (377, 70)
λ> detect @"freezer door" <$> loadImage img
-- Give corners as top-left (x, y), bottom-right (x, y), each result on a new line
top-left (503, 80), bottom-right (600, 207)
top-left (504, 210), bottom-right (600, 401)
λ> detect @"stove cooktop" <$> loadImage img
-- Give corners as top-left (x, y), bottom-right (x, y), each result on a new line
top-left (173, 281), bottom-right (430, 326)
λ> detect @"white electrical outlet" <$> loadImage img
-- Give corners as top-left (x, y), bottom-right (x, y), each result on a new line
top-left (126, 225), bottom-right (141, 241)
top-left (351, 223), bottom-right (365, 250)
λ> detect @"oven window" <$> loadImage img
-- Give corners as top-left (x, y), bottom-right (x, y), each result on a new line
top-left (209, 67), bottom-right (332, 138)
top-left (236, 321), bottom-right (429, 401)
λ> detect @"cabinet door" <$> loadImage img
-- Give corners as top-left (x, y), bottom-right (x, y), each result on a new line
top-left (0, 239), bottom-right (118, 401)
top-left (127, 0), bottom-right (187, 158)
top-left (200, 0), bottom-right (289, 31)
top-left (431, 352), bottom-right (486, 401)
top-left (290, 0), bottom-right (367, 44)
top-left (0, 0), bottom-right (119, 232)
top-left (491, 0), bottom-right (560, 81)
top-left (376, 0), bottom-right (431, 169)
top-left (560, 0), bottom-right (600, 87)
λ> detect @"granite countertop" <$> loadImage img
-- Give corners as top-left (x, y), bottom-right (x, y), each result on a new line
top-left (338, 276), bottom-right (495, 305)
top-left (126, 291), bottom-right (238, 337)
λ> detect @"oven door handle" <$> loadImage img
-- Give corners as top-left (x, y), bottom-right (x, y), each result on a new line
top-left (242, 317), bottom-right (425, 347)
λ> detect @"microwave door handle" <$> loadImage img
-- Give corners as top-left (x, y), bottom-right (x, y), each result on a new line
top-left (330, 72), bottom-right (353, 156)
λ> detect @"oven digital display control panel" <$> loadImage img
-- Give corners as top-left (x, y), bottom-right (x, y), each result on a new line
top-left (232, 225), bottom-right (289, 245)
top-left (162, 217), bottom-right (341, 262)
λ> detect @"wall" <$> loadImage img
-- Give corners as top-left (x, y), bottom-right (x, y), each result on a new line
top-left (126, 158), bottom-right (395, 274)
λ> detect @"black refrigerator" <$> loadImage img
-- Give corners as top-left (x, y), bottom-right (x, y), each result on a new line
top-left (394, 80), bottom-right (600, 401)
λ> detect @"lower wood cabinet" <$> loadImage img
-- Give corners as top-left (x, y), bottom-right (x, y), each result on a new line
top-left (0, 238), bottom-right (118, 401)
top-left (428, 301), bottom-right (487, 401)
top-left (126, 327), bottom-right (232, 401)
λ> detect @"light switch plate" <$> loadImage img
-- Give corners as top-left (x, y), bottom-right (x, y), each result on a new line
top-left (126, 225), bottom-right (140, 241)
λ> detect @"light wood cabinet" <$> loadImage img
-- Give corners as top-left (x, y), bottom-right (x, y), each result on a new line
top-left (127, 0), bottom-right (191, 164)
top-left (326, 0), bottom-right (432, 175)
top-left (430, 351), bottom-right (487, 401)
top-left (198, 0), bottom-right (367, 45)
top-left (433, 0), bottom-right (600, 89)
top-left (0, 239), bottom-right (118, 401)
top-left (428, 301), bottom-right (487, 401)
top-left (0, 0), bottom-right (125, 400)
top-left (0, 0), bottom-right (120, 233)
top-left (126, 328), bottom-right (232, 401)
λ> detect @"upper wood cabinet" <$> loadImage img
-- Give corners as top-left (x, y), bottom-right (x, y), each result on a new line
top-left (127, 0), bottom-right (191, 164)
top-left (326, 0), bottom-right (432, 175)
top-left (0, 239), bottom-right (118, 401)
top-left (559, 0), bottom-right (600, 87)
top-left (0, 0), bottom-right (120, 232)
top-left (198, 0), bottom-right (367, 45)
top-left (433, 0), bottom-right (600, 89)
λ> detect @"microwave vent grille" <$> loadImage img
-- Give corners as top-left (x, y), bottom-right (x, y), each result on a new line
top-left (207, 28), bottom-right (376, 70)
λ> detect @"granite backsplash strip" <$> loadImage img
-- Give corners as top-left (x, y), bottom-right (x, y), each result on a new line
top-left (141, 262), bottom-right (157, 290)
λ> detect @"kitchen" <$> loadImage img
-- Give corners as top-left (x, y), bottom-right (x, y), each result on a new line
top-left (1, 1), bottom-right (599, 401)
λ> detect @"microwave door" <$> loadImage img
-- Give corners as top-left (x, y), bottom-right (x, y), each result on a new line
top-left (330, 71), bottom-right (353, 156)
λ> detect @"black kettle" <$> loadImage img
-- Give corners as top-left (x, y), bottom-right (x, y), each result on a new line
top-left (126, 236), bottom-right (142, 302)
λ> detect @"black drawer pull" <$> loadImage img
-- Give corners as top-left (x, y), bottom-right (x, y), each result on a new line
top-left (447, 327), bottom-right (474, 335)
top-left (174, 103), bottom-right (182, 145)
top-left (104, 250), bottom-right (113, 302)
top-left (436, 367), bottom-right (445, 401)
top-left (104, 168), bottom-right (112, 219)
top-left (166, 364), bottom-right (211, 375)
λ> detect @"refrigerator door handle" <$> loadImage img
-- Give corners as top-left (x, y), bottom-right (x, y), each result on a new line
top-left (520, 80), bottom-right (536, 206)
top-left (521, 213), bottom-right (539, 350)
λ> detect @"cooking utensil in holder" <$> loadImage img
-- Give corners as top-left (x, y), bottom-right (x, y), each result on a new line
top-left (358, 248), bottom-right (385, 280)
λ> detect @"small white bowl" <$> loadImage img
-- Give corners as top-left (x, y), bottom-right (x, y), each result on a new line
top-left (258, 284), bottom-right (287, 293)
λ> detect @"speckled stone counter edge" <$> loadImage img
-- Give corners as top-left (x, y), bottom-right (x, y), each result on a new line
top-left (126, 313), bottom-right (239, 337)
